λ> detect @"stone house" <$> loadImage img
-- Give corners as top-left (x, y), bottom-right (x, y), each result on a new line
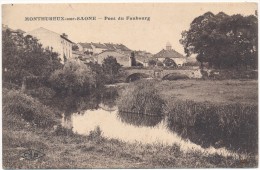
top-left (153, 42), bottom-right (187, 66)
top-left (26, 27), bottom-right (73, 63)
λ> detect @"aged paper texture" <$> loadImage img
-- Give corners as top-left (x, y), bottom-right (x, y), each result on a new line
top-left (2, 2), bottom-right (258, 168)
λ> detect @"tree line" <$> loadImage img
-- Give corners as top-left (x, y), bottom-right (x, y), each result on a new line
top-left (180, 12), bottom-right (258, 70)
top-left (2, 29), bottom-right (123, 95)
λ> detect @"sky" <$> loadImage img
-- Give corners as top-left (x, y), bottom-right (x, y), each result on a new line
top-left (2, 3), bottom-right (257, 54)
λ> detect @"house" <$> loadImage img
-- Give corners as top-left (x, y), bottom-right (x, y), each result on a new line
top-left (133, 50), bottom-right (152, 67)
top-left (94, 50), bottom-right (131, 67)
top-left (153, 42), bottom-right (187, 66)
top-left (91, 43), bottom-right (108, 54)
top-left (77, 43), bottom-right (93, 55)
top-left (26, 27), bottom-right (74, 63)
top-left (104, 43), bottom-right (116, 50)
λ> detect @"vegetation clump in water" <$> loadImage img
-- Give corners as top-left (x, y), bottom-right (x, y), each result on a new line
top-left (117, 80), bottom-right (164, 115)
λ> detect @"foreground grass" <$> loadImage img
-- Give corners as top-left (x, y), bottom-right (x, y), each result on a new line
top-left (3, 115), bottom-right (257, 168)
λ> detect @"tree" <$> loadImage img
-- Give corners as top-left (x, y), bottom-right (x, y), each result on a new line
top-left (84, 50), bottom-right (93, 55)
top-left (2, 30), bottom-right (62, 85)
top-left (130, 51), bottom-right (137, 66)
top-left (49, 60), bottom-right (95, 94)
top-left (86, 61), bottom-right (106, 87)
top-left (72, 44), bottom-right (79, 51)
top-left (180, 12), bottom-right (258, 70)
top-left (102, 56), bottom-right (122, 84)
top-left (148, 59), bottom-right (157, 67)
top-left (163, 57), bottom-right (177, 67)
top-left (156, 60), bottom-right (164, 67)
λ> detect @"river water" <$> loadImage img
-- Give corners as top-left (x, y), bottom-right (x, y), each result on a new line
top-left (59, 87), bottom-right (247, 158)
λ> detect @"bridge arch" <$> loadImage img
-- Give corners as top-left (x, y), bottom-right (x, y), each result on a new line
top-left (126, 73), bottom-right (151, 83)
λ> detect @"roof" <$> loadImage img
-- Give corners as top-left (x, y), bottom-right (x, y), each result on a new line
top-left (115, 44), bottom-right (131, 51)
top-left (15, 29), bottom-right (26, 34)
top-left (104, 43), bottom-right (116, 50)
top-left (91, 43), bottom-right (107, 49)
top-left (72, 51), bottom-right (84, 55)
top-left (135, 55), bottom-right (149, 63)
top-left (60, 35), bottom-right (74, 44)
top-left (153, 49), bottom-right (186, 59)
top-left (27, 27), bottom-right (74, 44)
top-left (78, 43), bottom-right (92, 49)
top-left (98, 50), bottom-right (116, 54)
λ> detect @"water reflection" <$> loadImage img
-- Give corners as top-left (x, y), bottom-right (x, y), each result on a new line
top-left (64, 108), bottom-right (243, 158)
top-left (51, 87), bottom-right (118, 114)
top-left (117, 112), bottom-right (163, 127)
top-left (166, 117), bottom-right (257, 154)
top-left (57, 86), bottom-right (254, 156)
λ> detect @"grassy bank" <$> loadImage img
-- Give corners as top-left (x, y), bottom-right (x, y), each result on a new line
top-left (3, 112), bottom-right (257, 168)
top-left (117, 79), bottom-right (258, 155)
top-left (155, 79), bottom-right (258, 104)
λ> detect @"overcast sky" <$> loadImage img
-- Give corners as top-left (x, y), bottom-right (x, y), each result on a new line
top-left (2, 3), bottom-right (257, 54)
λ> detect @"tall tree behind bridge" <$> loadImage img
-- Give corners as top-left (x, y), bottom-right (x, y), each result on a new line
top-left (102, 56), bottom-right (122, 84)
top-left (180, 12), bottom-right (258, 70)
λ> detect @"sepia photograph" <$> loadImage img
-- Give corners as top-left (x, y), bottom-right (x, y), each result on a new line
top-left (1, 2), bottom-right (258, 168)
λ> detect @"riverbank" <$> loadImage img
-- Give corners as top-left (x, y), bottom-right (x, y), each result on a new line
top-left (3, 79), bottom-right (258, 168)
top-left (3, 110), bottom-right (257, 168)
top-left (117, 79), bottom-right (257, 104)
top-left (117, 79), bottom-right (258, 154)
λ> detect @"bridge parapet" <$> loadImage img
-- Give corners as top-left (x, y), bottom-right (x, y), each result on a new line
top-left (125, 68), bottom-right (201, 81)
top-left (124, 68), bottom-right (200, 79)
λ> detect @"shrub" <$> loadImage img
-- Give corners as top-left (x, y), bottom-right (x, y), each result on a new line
top-left (49, 60), bottom-right (95, 94)
top-left (26, 86), bottom-right (56, 100)
top-left (156, 61), bottom-right (164, 67)
top-left (162, 73), bottom-right (189, 80)
top-left (3, 90), bottom-right (59, 128)
top-left (88, 126), bottom-right (103, 141)
top-left (54, 125), bottom-right (75, 136)
top-left (117, 80), bottom-right (164, 115)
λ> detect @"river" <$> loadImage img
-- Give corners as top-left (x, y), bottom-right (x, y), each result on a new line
top-left (57, 87), bottom-right (250, 158)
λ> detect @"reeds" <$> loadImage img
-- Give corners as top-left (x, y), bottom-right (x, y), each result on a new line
top-left (165, 100), bottom-right (258, 153)
top-left (117, 80), bottom-right (164, 115)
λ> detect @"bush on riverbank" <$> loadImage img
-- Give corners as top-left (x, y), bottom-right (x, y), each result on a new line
top-left (165, 100), bottom-right (258, 153)
top-left (49, 60), bottom-right (96, 95)
top-left (26, 86), bottom-right (56, 101)
top-left (3, 89), bottom-right (59, 128)
top-left (162, 73), bottom-right (189, 80)
top-left (117, 80), bottom-right (164, 115)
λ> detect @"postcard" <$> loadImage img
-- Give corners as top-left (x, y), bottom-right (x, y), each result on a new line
top-left (2, 2), bottom-right (258, 168)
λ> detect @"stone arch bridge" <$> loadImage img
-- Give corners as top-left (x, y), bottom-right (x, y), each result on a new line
top-left (124, 68), bottom-right (200, 82)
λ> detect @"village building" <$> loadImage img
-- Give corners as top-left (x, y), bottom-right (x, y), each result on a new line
top-left (133, 50), bottom-right (152, 67)
top-left (94, 50), bottom-right (131, 67)
top-left (26, 27), bottom-right (74, 63)
top-left (77, 43), bottom-right (93, 54)
top-left (75, 42), bottom-right (151, 67)
top-left (104, 43), bottom-right (117, 50)
top-left (153, 42), bottom-right (187, 66)
top-left (91, 43), bottom-right (108, 54)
